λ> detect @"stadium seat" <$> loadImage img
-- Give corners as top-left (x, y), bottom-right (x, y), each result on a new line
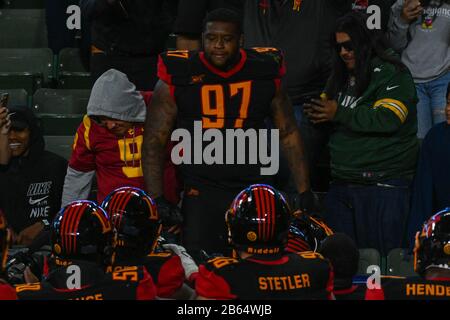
top-left (357, 248), bottom-right (381, 275)
top-left (0, 48), bottom-right (54, 94)
top-left (2, 0), bottom-right (44, 9)
top-left (44, 135), bottom-right (74, 160)
top-left (386, 248), bottom-right (418, 277)
top-left (33, 88), bottom-right (90, 114)
top-left (0, 88), bottom-right (28, 107)
top-left (0, 9), bottom-right (47, 48)
top-left (33, 88), bottom-right (89, 135)
top-left (57, 48), bottom-right (91, 89)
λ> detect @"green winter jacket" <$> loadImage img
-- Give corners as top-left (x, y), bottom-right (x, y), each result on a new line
top-left (330, 55), bottom-right (419, 184)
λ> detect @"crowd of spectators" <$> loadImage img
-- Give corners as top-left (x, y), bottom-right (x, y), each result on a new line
top-left (0, 0), bottom-right (449, 300)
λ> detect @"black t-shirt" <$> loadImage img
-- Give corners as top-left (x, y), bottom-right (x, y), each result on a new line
top-left (158, 47), bottom-right (284, 189)
top-left (242, 0), bottom-right (338, 104)
top-left (84, 0), bottom-right (177, 55)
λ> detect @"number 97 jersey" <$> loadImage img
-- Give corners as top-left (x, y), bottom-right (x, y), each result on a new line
top-left (157, 48), bottom-right (286, 187)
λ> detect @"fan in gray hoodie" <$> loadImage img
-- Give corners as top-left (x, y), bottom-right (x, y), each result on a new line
top-left (388, 0), bottom-right (450, 138)
top-left (61, 69), bottom-right (147, 206)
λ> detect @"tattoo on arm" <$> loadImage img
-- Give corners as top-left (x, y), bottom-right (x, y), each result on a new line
top-left (271, 88), bottom-right (310, 193)
top-left (142, 80), bottom-right (178, 198)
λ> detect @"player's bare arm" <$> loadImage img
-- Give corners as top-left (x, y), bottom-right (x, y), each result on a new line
top-left (142, 80), bottom-right (178, 198)
top-left (271, 88), bottom-right (310, 193)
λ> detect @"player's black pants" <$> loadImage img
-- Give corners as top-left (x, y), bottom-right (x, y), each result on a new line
top-left (181, 183), bottom-right (240, 263)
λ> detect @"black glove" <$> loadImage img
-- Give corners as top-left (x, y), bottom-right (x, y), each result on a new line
top-left (154, 196), bottom-right (183, 227)
top-left (289, 190), bottom-right (319, 214)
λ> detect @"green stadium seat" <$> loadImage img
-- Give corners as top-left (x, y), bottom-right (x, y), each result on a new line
top-left (44, 135), bottom-right (74, 160)
top-left (0, 88), bottom-right (28, 107)
top-left (33, 88), bottom-right (90, 114)
top-left (57, 48), bottom-right (91, 89)
top-left (38, 115), bottom-right (82, 136)
top-left (33, 88), bottom-right (89, 135)
top-left (0, 48), bottom-right (54, 94)
top-left (357, 248), bottom-right (381, 275)
top-left (2, 0), bottom-right (45, 9)
top-left (0, 9), bottom-right (47, 48)
top-left (386, 248), bottom-right (418, 277)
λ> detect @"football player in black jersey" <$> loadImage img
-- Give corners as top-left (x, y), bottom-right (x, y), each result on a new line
top-left (143, 8), bottom-right (314, 260)
top-left (102, 186), bottom-right (197, 299)
top-left (366, 207), bottom-right (450, 300)
top-left (195, 184), bottom-right (333, 300)
top-left (15, 201), bottom-right (156, 300)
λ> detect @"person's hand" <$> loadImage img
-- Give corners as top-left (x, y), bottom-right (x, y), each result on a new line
top-left (0, 107), bottom-right (10, 135)
top-left (154, 196), bottom-right (183, 233)
top-left (162, 243), bottom-right (199, 281)
top-left (288, 190), bottom-right (320, 215)
top-left (23, 266), bottom-right (39, 284)
top-left (401, 0), bottom-right (423, 24)
top-left (304, 99), bottom-right (338, 124)
top-left (16, 222), bottom-right (44, 247)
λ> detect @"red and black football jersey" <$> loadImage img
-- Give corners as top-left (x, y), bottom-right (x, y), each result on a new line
top-left (158, 48), bottom-right (285, 188)
top-left (333, 284), bottom-right (366, 300)
top-left (195, 251), bottom-right (333, 300)
top-left (16, 259), bottom-right (156, 300)
top-left (365, 276), bottom-right (450, 300)
top-left (144, 251), bottom-right (185, 298)
top-left (70, 116), bottom-right (145, 203)
top-left (109, 251), bottom-right (185, 299)
top-left (0, 283), bottom-right (17, 300)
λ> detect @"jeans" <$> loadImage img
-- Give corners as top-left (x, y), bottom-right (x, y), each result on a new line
top-left (323, 179), bottom-right (412, 256)
top-left (415, 71), bottom-right (450, 139)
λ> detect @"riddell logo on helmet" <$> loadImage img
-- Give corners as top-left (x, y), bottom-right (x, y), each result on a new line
top-left (247, 247), bottom-right (280, 255)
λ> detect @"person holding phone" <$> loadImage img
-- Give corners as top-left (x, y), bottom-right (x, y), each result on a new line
top-left (304, 12), bottom-right (419, 255)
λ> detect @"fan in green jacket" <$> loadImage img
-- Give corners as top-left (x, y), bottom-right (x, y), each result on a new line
top-left (304, 11), bottom-right (419, 255)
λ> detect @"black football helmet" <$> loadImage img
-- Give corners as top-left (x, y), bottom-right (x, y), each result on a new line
top-left (286, 213), bottom-right (334, 253)
top-left (226, 184), bottom-right (292, 255)
top-left (0, 209), bottom-right (11, 275)
top-left (52, 201), bottom-right (112, 262)
top-left (102, 187), bottom-right (162, 257)
top-left (414, 208), bottom-right (450, 275)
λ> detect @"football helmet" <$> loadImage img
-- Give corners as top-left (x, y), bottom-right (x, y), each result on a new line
top-left (414, 208), bottom-right (450, 275)
top-left (102, 187), bottom-right (162, 257)
top-left (0, 209), bottom-right (10, 274)
top-left (226, 184), bottom-right (291, 255)
top-left (52, 201), bottom-right (112, 262)
top-left (286, 213), bottom-right (334, 253)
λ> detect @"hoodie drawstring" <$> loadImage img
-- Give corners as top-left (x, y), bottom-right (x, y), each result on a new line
top-left (122, 126), bottom-right (136, 168)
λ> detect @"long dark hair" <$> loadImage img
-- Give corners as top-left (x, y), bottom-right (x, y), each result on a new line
top-left (325, 12), bottom-right (406, 99)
